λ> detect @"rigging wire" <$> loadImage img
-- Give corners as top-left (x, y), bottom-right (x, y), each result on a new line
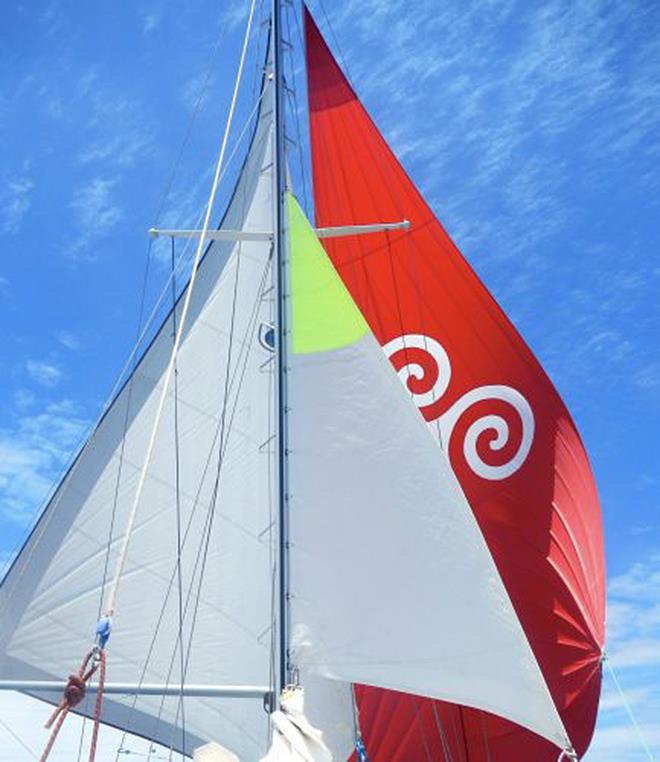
top-left (431, 701), bottom-right (454, 762)
top-left (3, 4), bottom-right (270, 761)
top-left (148, 261), bottom-right (274, 759)
top-left (0, 0), bottom-right (239, 609)
top-left (166, 244), bottom-right (245, 759)
top-left (115, 255), bottom-right (273, 759)
top-left (0, 84), bottom-right (269, 623)
top-left (0, 713), bottom-right (38, 760)
top-left (284, 3), bottom-right (310, 218)
top-left (103, 0), bottom-right (258, 618)
top-left (412, 695), bottom-right (436, 762)
top-left (604, 655), bottom-right (656, 761)
top-left (315, 0), bottom-right (355, 88)
top-left (170, 234), bottom-right (187, 758)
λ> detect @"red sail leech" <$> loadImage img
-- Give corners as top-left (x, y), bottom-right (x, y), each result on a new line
top-left (304, 8), bottom-right (604, 760)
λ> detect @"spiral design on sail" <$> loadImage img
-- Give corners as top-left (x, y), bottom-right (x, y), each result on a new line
top-left (382, 334), bottom-right (451, 408)
top-left (384, 333), bottom-right (534, 480)
top-left (438, 385), bottom-right (535, 481)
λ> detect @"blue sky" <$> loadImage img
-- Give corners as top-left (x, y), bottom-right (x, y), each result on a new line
top-left (1, 0), bottom-right (659, 759)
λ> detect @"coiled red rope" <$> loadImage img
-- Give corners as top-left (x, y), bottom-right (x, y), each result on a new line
top-left (39, 648), bottom-right (107, 762)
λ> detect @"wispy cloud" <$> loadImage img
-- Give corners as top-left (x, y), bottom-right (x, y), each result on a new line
top-left (0, 177), bottom-right (34, 234)
top-left (0, 399), bottom-right (88, 524)
top-left (77, 95), bottom-right (154, 169)
top-left (141, 13), bottom-right (159, 34)
top-left (69, 177), bottom-right (123, 258)
top-left (25, 360), bottom-right (62, 388)
top-left (56, 330), bottom-right (81, 351)
top-left (220, 2), bottom-right (250, 32)
top-left (180, 70), bottom-right (216, 112)
top-left (585, 554), bottom-right (660, 759)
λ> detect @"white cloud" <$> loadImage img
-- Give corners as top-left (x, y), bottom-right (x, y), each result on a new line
top-left (75, 89), bottom-right (154, 170)
top-left (25, 360), bottom-right (62, 388)
top-left (608, 555), bottom-right (660, 603)
top-left (77, 132), bottom-right (151, 169)
top-left (634, 362), bottom-right (660, 391)
top-left (180, 70), bottom-right (215, 112)
top-left (585, 554), bottom-right (660, 759)
top-left (69, 177), bottom-right (123, 258)
top-left (0, 400), bottom-right (88, 524)
top-left (220, 2), bottom-right (249, 31)
top-left (586, 722), bottom-right (660, 761)
top-left (0, 177), bottom-right (34, 235)
top-left (56, 330), bottom-right (81, 351)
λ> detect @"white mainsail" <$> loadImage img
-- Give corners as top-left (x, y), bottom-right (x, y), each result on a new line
top-left (0, 68), bottom-right (277, 759)
top-left (284, 194), bottom-right (570, 751)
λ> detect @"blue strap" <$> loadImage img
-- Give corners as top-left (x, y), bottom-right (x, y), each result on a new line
top-left (95, 615), bottom-right (112, 648)
top-left (355, 737), bottom-right (368, 762)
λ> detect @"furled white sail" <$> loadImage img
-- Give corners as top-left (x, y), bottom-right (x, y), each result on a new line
top-left (259, 687), bottom-right (332, 762)
top-left (0, 69), bottom-right (276, 760)
top-left (284, 194), bottom-right (570, 751)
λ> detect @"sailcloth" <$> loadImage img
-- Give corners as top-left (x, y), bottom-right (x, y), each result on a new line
top-left (304, 8), bottom-right (604, 760)
top-left (285, 193), bottom-right (569, 750)
top-left (0, 67), bottom-right (277, 759)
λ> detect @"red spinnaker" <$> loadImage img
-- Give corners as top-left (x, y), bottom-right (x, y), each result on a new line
top-left (304, 8), bottom-right (604, 760)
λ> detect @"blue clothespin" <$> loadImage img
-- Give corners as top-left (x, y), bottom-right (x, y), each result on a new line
top-left (95, 615), bottom-right (112, 649)
top-left (355, 737), bottom-right (368, 762)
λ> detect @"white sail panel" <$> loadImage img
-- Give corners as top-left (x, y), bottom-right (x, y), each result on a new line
top-left (285, 195), bottom-right (570, 751)
top-left (0, 76), bottom-right (276, 760)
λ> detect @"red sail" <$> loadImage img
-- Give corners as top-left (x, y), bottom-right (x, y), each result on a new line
top-left (304, 8), bottom-right (604, 761)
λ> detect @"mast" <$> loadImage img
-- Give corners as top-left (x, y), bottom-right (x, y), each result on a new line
top-left (272, 0), bottom-right (291, 700)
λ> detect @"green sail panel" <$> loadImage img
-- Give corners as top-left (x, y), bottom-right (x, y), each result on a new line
top-left (287, 193), bottom-right (367, 354)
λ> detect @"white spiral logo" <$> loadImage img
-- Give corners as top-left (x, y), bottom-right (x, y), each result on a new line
top-left (384, 334), bottom-right (534, 481)
top-left (383, 334), bottom-right (451, 408)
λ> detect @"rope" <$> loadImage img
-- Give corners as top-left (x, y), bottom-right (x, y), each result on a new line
top-left (88, 649), bottom-right (107, 761)
top-left (39, 649), bottom-right (102, 762)
top-left (102, 0), bottom-right (258, 619)
top-left (604, 654), bottom-right (656, 761)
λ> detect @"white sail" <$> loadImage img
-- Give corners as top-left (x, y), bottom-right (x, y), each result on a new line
top-left (284, 194), bottom-right (570, 751)
top-left (0, 68), bottom-right (277, 760)
top-left (259, 687), bottom-right (332, 762)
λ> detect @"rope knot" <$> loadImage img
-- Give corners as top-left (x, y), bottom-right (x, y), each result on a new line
top-left (63, 673), bottom-right (86, 707)
top-left (40, 648), bottom-right (106, 762)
